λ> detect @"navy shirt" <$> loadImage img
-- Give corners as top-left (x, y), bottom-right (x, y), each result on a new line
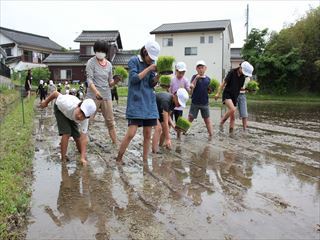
top-left (191, 74), bottom-right (210, 105)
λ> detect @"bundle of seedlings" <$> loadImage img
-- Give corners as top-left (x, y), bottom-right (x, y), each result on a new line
top-left (156, 56), bottom-right (175, 75)
top-left (208, 78), bottom-right (219, 94)
top-left (113, 66), bottom-right (128, 82)
top-left (159, 75), bottom-right (171, 89)
top-left (175, 117), bottom-right (192, 133)
top-left (246, 80), bottom-right (260, 93)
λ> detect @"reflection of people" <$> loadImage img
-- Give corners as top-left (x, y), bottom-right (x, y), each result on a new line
top-left (169, 62), bottom-right (191, 139)
top-left (151, 88), bottom-right (189, 153)
top-left (215, 61), bottom-right (254, 133)
top-left (85, 40), bottom-right (120, 144)
top-left (40, 91), bottom-right (96, 164)
top-left (25, 69), bottom-right (32, 99)
top-left (116, 41), bottom-right (160, 164)
top-left (188, 60), bottom-right (213, 137)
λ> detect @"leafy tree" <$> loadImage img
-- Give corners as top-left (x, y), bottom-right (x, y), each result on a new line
top-left (31, 67), bottom-right (51, 85)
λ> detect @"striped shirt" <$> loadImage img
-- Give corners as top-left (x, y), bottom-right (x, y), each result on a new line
top-left (85, 56), bottom-right (113, 100)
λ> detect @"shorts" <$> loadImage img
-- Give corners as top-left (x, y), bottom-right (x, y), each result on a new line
top-left (237, 93), bottom-right (248, 118)
top-left (189, 103), bottom-right (210, 119)
top-left (93, 99), bottom-right (115, 130)
top-left (54, 104), bottom-right (80, 138)
top-left (222, 91), bottom-right (237, 106)
top-left (128, 118), bottom-right (157, 127)
top-left (171, 109), bottom-right (183, 122)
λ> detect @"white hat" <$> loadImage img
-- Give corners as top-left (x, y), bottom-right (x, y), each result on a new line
top-left (80, 99), bottom-right (97, 118)
top-left (49, 80), bottom-right (53, 85)
top-left (39, 80), bottom-right (44, 84)
top-left (241, 61), bottom-right (254, 77)
top-left (176, 88), bottom-right (189, 108)
top-left (65, 90), bottom-right (70, 94)
top-left (196, 60), bottom-right (206, 67)
top-left (176, 62), bottom-right (187, 72)
top-left (145, 41), bottom-right (160, 60)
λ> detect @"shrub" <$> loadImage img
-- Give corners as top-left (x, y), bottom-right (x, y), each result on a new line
top-left (156, 56), bottom-right (175, 74)
top-left (175, 117), bottom-right (192, 133)
top-left (31, 67), bottom-right (50, 85)
top-left (209, 78), bottom-right (219, 94)
top-left (113, 66), bottom-right (128, 80)
top-left (246, 80), bottom-right (260, 92)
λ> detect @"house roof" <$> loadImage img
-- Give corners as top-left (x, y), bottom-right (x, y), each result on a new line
top-left (150, 20), bottom-right (234, 43)
top-left (43, 52), bottom-right (82, 63)
top-left (231, 48), bottom-right (243, 59)
top-left (74, 30), bottom-right (123, 49)
top-left (0, 27), bottom-right (64, 51)
top-left (113, 51), bottom-right (135, 66)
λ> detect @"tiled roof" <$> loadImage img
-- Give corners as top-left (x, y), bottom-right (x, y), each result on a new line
top-left (113, 51), bottom-right (135, 66)
top-left (43, 52), bottom-right (82, 63)
top-left (150, 20), bottom-right (231, 34)
top-left (74, 30), bottom-right (123, 49)
top-left (0, 27), bottom-right (64, 51)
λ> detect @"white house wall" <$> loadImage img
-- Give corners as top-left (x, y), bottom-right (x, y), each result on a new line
top-left (155, 31), bottom-right (225, 82)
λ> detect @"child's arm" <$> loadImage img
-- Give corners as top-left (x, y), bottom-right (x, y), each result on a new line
top-left (40, 91), bottom-right (60, 108)
top-left (214, 80), bottom-right (226, 100)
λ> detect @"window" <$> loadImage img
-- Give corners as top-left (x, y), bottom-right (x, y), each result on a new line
top-left (86, 46), bottom-right (94, 55)
top-left (208, 36), bottom-right (213, 44)
top-left (23, 50), bottom-right (33, 62)
top-left (200, 36), bottom-right (205, 44)
top-left (185, 47), bottom-right (197, 56)
top-left (60, 69), bottom-right (72, 80)
top-left (5, 48), bottom-right (12, 56)
top-left (163, 38), bottom-right (173, 47)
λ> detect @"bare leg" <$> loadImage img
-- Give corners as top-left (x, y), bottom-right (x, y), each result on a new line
top-left (142, 126), bottom-right (152, 162)
top-left (242, 117), bottom-right (248, 130)
top-left (60, 134), bottom-right (70, 161)
top-left (204, 117), bottom-right (213, 136)
top-left (109, 127), bottom-right (117, 144)
top-left (152, 120), bottom-right (162, 153)
top-left (220, 99), bottom-right (236, 126)
top-left (116, 125), bottom-right (138, 164)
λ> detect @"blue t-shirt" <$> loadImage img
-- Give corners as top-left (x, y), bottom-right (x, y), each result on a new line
top-left (191, 74), bottom-right (210, 105)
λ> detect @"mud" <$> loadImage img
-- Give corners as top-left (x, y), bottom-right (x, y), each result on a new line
top-left (26, 101), bottom-right (320, 239)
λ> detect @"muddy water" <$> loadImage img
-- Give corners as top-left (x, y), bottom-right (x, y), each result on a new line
top-left (27, 101), bottom-right (320, 239)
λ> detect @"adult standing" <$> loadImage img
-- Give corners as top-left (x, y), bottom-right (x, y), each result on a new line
top-left (116, 41), bottom-right (160, 164)
top-left (85, 40), bottom-right (120, 144)
top-left (214, 61), bottom-right (254, 133)
top-left (25, 69), bottom-right (32, 99)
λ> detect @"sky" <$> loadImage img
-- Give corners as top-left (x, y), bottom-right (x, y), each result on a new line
top-left (1, 0), bottom-right (319, 50)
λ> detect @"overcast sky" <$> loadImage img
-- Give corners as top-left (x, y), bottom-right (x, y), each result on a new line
top-left (1, 0), bottom-right (319, 50)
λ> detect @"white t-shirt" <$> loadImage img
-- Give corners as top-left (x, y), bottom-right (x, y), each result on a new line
top-left (55, 94), bottom-right (89, 133)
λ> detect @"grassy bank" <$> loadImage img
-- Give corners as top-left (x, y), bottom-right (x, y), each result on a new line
top-left (0, 96), bottom-right (35, 239)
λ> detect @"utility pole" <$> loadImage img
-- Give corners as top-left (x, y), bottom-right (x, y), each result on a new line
top-left (245, 4), bottom-right (249, 40)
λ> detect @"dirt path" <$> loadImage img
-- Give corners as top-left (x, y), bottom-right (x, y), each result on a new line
top-left (26, 103), bottom-right (320, 239)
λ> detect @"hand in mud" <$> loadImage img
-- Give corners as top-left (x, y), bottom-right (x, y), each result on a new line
top-left (39, 100), bottom-right (48, 109)
top-left (80, 157), bottom-right (88, 165)
top-left (164, 139), bottom-right (172, 149)
top-left (95, 91), bottom-right (103, 100)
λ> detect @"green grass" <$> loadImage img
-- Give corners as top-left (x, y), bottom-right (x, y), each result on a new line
top-left (0, 95), bottom-right (35, 239)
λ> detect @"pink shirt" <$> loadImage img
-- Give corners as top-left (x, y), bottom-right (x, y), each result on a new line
top-left (170, 76), bottom-right (190, 110)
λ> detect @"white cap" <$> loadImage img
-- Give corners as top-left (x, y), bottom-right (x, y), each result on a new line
top-left (176, 88), bottom-right (189, 108)
top-left (241, 61), bottom-right (254, 77)
top-left (196, 60), bottom-right (206, 67)
top-left (65, 90), bottom-right (69, 94)
top-left (145, 40), bottom-right (160, 60)
top-left (39, 80), bottom-right (44, 84)
top-left (49, 80), bottom-right (53, 85)
top-left (176, 62), bottom-right (187, 72)
top-left (80, 99), bottom-right (97, 118)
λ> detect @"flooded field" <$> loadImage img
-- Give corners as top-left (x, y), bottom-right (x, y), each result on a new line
top-left (26, 101), bottom-right (320, 239)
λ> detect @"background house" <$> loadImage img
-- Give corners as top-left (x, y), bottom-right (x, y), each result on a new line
top-left (0, 27), bottom-right (64, 71)
top-left (44, 30), bottom-right (134, 83)
top-left (150, 20), bottom-right (234, 82)
top-left (230, 47), bottom-right (243, 69)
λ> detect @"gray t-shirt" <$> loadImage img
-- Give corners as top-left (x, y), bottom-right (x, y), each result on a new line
top-left (85, 56), bottom-right (113, 100)
top-left (156, 92), bottom-right (175, 121)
